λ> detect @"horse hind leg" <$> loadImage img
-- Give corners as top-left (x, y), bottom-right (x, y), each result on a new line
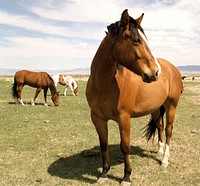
top-left (156, 106), bottom-right (165, 156)
top-left (147, 105), bottom-right (176, 168)
top-left (17, 84), bottom-right (25, 105)
top-left (161, 105), bottom-right (176, 168)
top-left (143, 106), bottom-right (165, 155)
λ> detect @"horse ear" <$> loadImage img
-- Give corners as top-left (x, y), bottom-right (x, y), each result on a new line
top-left (121, 9), bottom-right (130, 27)
top-left (135, 13), bottom-right (144, 25)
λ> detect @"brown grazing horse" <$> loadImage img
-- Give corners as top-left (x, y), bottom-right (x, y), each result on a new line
top-left (86, 9), bottom-right (183, 186)
top-left (12, 70), bottom-right (59, 106)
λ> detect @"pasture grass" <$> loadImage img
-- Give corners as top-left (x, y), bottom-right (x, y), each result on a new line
top-left (0, 77), bottom-right (200, 186)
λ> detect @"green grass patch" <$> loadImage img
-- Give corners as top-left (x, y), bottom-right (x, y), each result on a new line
top-left (0, 78), bottom-right (200, 185)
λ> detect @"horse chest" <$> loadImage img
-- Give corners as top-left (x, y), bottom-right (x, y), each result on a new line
top-left (87, 89), bottom-right (118, 119)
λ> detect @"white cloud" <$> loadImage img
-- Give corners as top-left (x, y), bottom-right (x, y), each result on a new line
top-left (0, 11), bottom-right (104, 40)
top-left (29, 0), bottom-right (123, 23)
top-left (2, 36), bottom-right (95, 58)
top-left (0, 0), bottom-right (200, 71)
top-left (0, 36), bottom-right (97, 69)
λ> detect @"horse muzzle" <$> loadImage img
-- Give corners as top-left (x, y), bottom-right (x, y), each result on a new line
top-left (53, 101), bottom-right (59, 106)
top-left (143, 70), bottom-right (159, 83)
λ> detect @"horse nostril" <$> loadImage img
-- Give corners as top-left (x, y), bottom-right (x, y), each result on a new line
top-left (155, 71), bottom-right (159, 78)
top-left (143, 73), bottom-right (152, 83)
top-left (143, 72), bottom-right (158, 83)
top-left (144, 73), bottom-right (149, 80)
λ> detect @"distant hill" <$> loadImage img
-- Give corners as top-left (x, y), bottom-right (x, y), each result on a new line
top-left (177, 65), bottom-right (200, 72)
top-left (0, 67), bottom-right (90, 76)
top-left (0, 65), bottom-right (200, 76)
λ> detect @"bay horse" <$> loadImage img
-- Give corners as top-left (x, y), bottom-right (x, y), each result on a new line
top-left (12, 70), bottom-right (59, 106)
top-left (86, 9), bottom-right (183, 186)
top-left (52, 74), bottom-right (78, 96)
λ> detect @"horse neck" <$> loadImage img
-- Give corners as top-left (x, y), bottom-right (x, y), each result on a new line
top-left (48, 78), bottom-right (57, 95)
top-left (91, 35), bottom-right (117, 89)
top-left (72, 79), bottom-right (77, 89)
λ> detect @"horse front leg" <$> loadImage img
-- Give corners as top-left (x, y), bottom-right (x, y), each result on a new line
top-left (161, 105), bottom-right (176, 168)
top-left (64, 86), bottom-right (67, 96)
top-left (32, 88), bottom-right (42, 106)
top-left (69, 84), bottom-right (75, 96)
top-left (91, 111), bottom-right (110, 184)
top-left (43, 87), bottom-right (48, 106)
top-left (118, 113), bottom-right (132, 186)
top-left (151, 107), bottom-right (165, 156)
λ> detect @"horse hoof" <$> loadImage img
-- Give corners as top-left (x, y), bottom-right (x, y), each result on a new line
top-left (120, 181), bottom-right (132, 186)
top-left (44, 103), bottom-right (48, 106)
top-left (161, 162), bottom-right (169, 168)
top-left (97, 177), bottom-right (108, 184)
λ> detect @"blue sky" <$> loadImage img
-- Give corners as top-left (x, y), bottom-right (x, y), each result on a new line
top-left (0, 0), bottom-right (200, 71)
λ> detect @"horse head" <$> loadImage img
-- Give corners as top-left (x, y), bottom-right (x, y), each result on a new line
top-left (51, 91), bottom-right (59, 106)
top-left (108, 9), bottom-right (161, 83)
top-left (73, 87), bottom-right (78, 96)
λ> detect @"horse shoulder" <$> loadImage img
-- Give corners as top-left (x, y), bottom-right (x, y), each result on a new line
top-left (116, 68), bottom-right (170, 116)
top-left (41, 72), bottom-right (51, 86)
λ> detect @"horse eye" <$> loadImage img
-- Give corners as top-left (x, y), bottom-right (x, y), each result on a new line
top-left (133, 38), bottom-right (140, 45)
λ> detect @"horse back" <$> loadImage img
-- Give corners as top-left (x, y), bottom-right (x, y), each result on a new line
top-left (14, 70), bottom-right (51, 88)
top-left (59, 75), bottom-right (67, 85)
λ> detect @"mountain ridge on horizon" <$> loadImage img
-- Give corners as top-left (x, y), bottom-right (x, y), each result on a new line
top-left (0, 65), bottom-right (200, 76)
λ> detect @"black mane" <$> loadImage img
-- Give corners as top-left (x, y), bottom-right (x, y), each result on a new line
top-left (107, 16), bottom-right (147, 40)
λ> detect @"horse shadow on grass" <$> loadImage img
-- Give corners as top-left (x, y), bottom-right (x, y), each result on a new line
top-left (47, 144), bottom-right (160, 184)
top-left (8, 101), bottom-right (54, 106)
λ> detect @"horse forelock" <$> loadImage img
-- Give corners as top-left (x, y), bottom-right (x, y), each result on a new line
top-left (107, 21), bottom-right (121, 36)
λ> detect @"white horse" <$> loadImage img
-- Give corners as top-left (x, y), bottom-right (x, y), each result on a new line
top-left (52, 74), bottom-right (78, 96)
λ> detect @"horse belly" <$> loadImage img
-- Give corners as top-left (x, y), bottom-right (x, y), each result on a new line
top-left (131, 86), bottom-right (168, 117)
top-left (131, 100), bottom-right (163, 117)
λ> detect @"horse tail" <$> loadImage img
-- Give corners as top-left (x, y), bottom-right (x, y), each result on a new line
top-left (143, 105), bottom-right (165, 141)
top-left (12, 77), bottom-right (18, 99)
